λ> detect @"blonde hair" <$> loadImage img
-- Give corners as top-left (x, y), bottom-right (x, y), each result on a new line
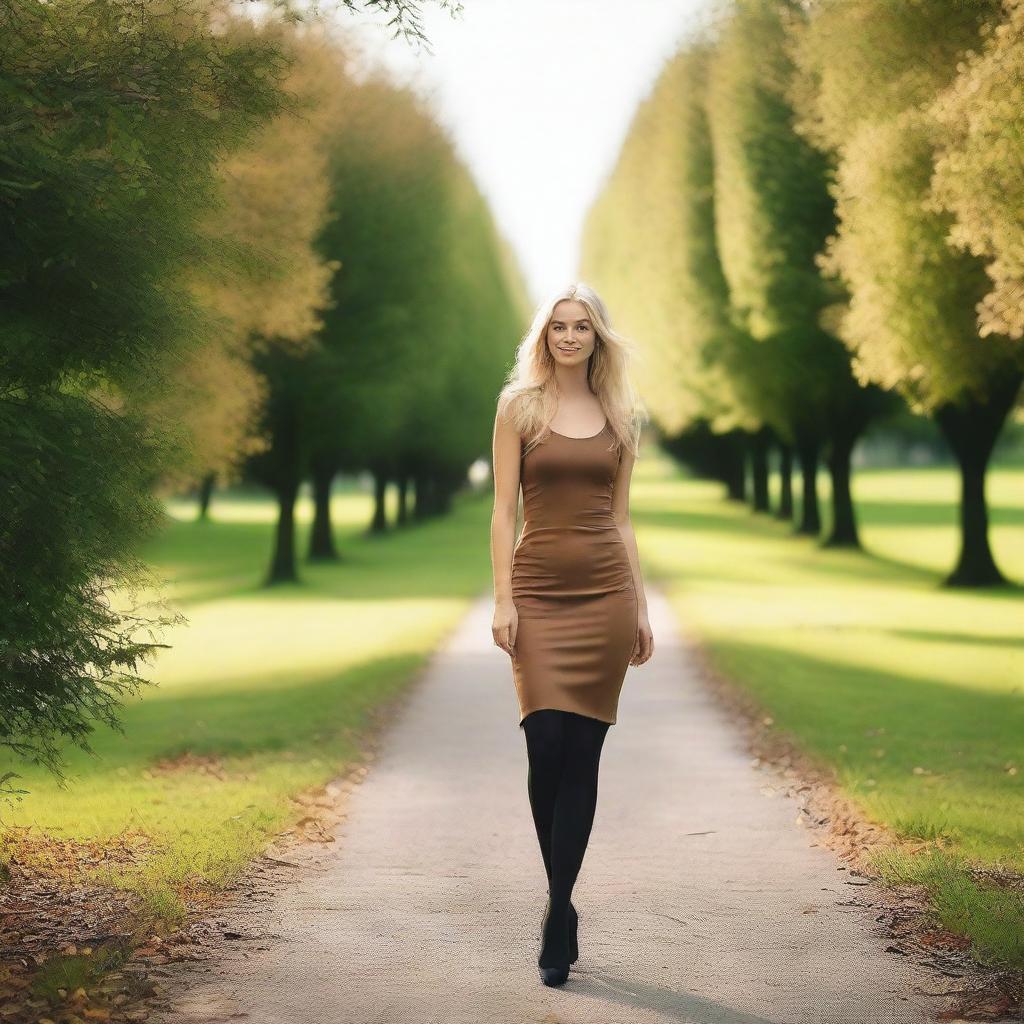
top-left (497, 281), bottom-right (647, 457)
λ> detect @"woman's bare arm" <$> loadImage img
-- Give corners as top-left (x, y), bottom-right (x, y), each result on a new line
top-left (490, 407), bottom-right (522, 655)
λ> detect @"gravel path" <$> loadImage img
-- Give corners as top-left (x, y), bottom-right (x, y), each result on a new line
top-left (153, 584), bottom-right (942, 1024)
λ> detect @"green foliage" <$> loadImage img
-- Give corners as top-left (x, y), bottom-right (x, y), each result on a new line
top-left (583, 40), bottom-right (755, 437)
top-left (928, 0), bottom-right (1024, 342)
top-left (247, 69), bottom-right (525, 526)
top-left (0, 0), bottom-right (291, 787)
top-left (709, 0), bottom-right (836, 343)
top-left (788, 0), bottom-right (1024, 412)
top-left (0, 0), bottom-right (290, 392)
top-left (706, 0), bottom-right (857, 442)
top-left (0, 388), bottom-right (183, 788)
top-left (585, 0), bottom-right (868, 449)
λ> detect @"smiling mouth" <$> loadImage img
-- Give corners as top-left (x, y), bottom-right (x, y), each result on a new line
top-left (559, 347), bottom-right (580, 353)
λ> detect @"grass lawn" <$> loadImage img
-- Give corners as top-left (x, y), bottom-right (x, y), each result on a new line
top-left (0, 480), bottom-right (496, 929)
top-left (2, 446), bottom-right (1022, 980)
top-left (631, 447), bottom-right (1024, 971)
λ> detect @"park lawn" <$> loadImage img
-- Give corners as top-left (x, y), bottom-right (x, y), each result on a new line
top-left (3, 442), bottom-right (1022, 979)
top-left (632, 448), bottom-right (1024, 971)
top-left (0, 480), bottom-right (497, 929)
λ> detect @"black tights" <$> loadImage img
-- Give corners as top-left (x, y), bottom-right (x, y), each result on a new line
top-left (521, 709), bottom-right (610, 937)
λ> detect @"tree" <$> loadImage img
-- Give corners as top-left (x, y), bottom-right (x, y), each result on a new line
top-left (250, 59), bottom-right (525, 581)
top-left (0, 0), bottom-right (289, 787)
top-left (157, 18), bottom-right (342, 501)
top-left (581, 40), bottom-right (762, 495)
top-left (707, 0), bottom-right (879, 543)
top-left (790, 0), bottom-right (1023, 584)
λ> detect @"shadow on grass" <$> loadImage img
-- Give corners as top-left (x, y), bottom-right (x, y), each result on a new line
top-left (634, 491), bottom-right (1024, 592)
top-left (695, 635), bottom-right (1024, 862)
top-left (695, 633), bottom-right (1024, 969)
top-left (145, 491), bottom-right (495, 609)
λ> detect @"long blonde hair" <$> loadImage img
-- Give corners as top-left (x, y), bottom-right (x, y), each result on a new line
top-left (497, 281), bottom-right (647, 457)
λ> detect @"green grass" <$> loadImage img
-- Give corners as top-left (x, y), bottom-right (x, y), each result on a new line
top-left (30, 942), bottom-right (129, 1003)
top-left (0, 481), bottom-right (495, 928)
top-left (631, 449), bottom-right (1024, 971)
top-left (2, 449), bottom-right (1023, 976)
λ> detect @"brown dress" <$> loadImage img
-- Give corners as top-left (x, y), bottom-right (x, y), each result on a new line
top-left (510, 420), bottom-right (638, 727)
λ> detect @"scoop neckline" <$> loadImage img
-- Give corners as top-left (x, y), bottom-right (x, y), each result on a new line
top-left (548, 419), bottom-right (609, 440)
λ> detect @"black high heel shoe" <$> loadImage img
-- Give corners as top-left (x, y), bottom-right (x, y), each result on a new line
top-left (537, 897), bottom-right (571, 987)
top-left (540, 894), bottom-right (579, 964)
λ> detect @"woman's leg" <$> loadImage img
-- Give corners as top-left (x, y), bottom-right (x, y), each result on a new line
top-left (544, 712), bottom-right (611, 954)
top-left (520, 709), bottom-right (566, 882)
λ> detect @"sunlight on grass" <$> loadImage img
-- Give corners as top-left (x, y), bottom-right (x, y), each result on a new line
top-left (164, 478), bottom-right (382, 528)
top-left (631, 447), bottom-right (1024, 968)
top-left (0, 486), bottom-right (495, 923)
top-left (848, 467), bottom-right (1024, 575)
top-left (149, 596), bottom-right (459, 690)
top-left (4, 446), bottom-right (1022, 969)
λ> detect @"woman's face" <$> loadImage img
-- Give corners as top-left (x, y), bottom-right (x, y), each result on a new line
top-left (546, 299), bottom-right (597, 366)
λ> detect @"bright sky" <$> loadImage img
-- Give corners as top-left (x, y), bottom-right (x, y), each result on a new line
top-left (332, 0), bottom-right (712, 307)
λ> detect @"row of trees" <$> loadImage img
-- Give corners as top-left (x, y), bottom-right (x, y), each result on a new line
top-left (1, 0), bottom-right (524, 785)
top-left (582, 0), bottom-right (1024, 587)
top-left (242, 67), bottom-right (527, 583)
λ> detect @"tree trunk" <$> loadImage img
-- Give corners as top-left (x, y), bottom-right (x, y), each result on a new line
top-left (370, 470), bottom-right (388, 532)
top-left (436, 483), bottom-right (453, 514)
top-left (775, 443), bottom-right (794, 521)
top-left (267, 478), bottom-right (300, 584)
top-left (396, 475), bottom-right (409, 525)
top-left (823, 425), bottom-right (861, 548)
top-left (794, 434), bottom-right (820, 536)
top-left (933, 371), bottom-right (1022, 586)
top-left (749, 427), bottom-right (771, 513)
top-left (725, 461), bottom-right (745, 501)
top-left (723, 431), bottom-right (746, 501)
top-left (196, 471), bottom-right (215, 522)
top-left (413, 473), bottom-right (426, 519)
top-left (435, 467), bottom-right (462, 514)
top-left (308, 463), bottom-right (338, 561)
top-left (414, 472), bottom-right (436, 519)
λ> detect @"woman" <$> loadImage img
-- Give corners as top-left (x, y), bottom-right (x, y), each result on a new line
top-left (490, 281), bottom-right (655, 988)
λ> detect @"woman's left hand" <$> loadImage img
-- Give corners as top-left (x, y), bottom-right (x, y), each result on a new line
top-left (630, 610), bottom-right (654, 666)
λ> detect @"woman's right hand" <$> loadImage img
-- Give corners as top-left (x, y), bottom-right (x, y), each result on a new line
top-left (492, 598), bottom-right (518, 656)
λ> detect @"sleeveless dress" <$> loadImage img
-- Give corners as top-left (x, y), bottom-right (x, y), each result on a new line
top-left (510, 420), bottom-right (638, 727)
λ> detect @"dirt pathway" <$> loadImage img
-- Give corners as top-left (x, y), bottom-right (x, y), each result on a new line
top-left (152, 584), bottom-right (946, 1024)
